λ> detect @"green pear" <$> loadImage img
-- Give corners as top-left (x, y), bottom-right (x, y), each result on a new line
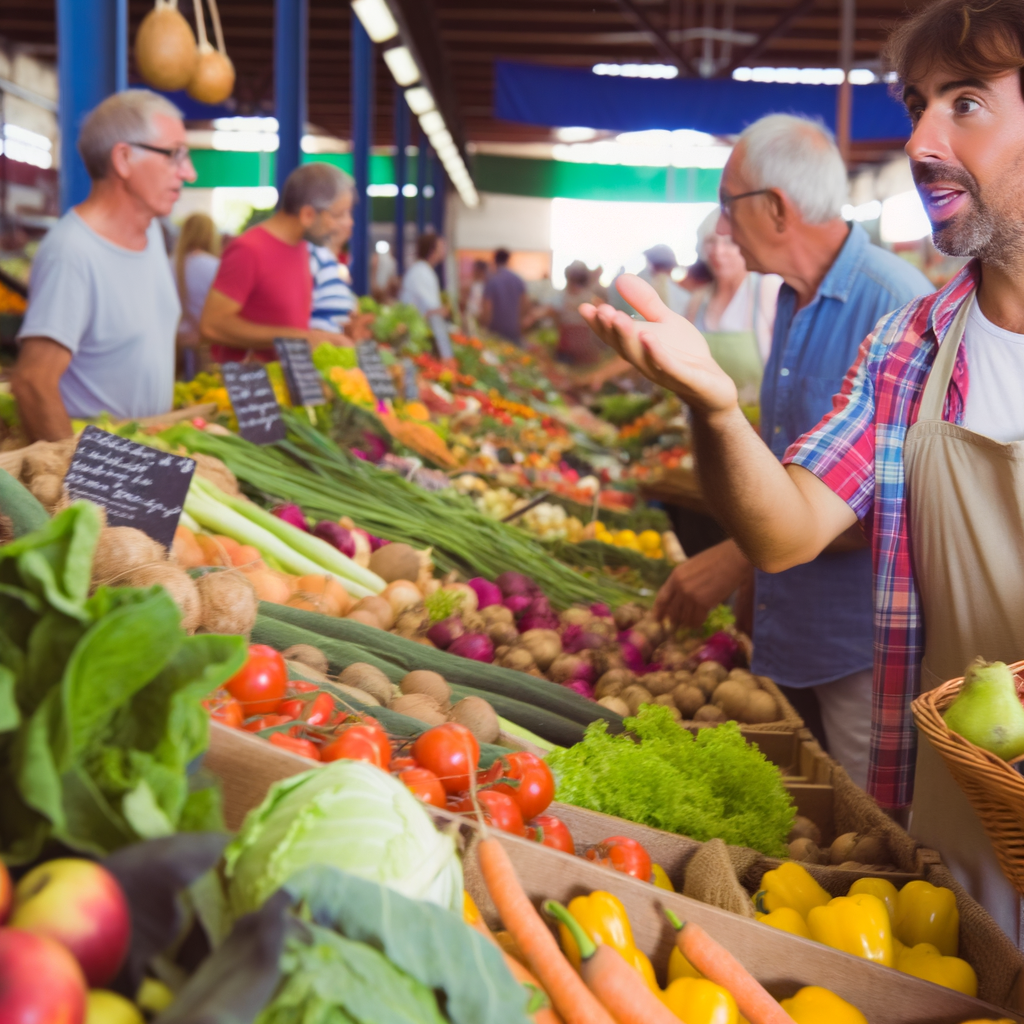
top-left (943, 659), bottom-right (1024, 760)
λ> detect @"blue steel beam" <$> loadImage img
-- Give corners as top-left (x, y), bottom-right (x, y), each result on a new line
top-left (415, 132), bottom-right (428, 235)
top-left (56, 0), bottom-right (126, 212)
top-left (350, 13), bottom-right (374, 296)
top-left (432, 154), bottom-right (446, 288)
top-left (275, 0), bottom-right (308, 193)
top-left (393, 87), bottom-right (409, 278)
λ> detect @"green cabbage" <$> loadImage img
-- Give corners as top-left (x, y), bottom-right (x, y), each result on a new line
top-left (224, 761), bottom-right (462, 917)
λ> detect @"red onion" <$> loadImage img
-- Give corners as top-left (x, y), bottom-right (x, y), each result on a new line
top-left (426, 616), bottom-right (464, 650)
top-left (562, 625), bottom-right (605, 654)
top-left (524, 596), bottom-right (552, 619)
top-left (313, 521), bottom-right (356, 558)
top-left (619, 642), bottom-right (645, 674)
top-left (518, 613), bottom-right (560, 633)
top-left (272, 504), bottom-right (309, 532)
top-left (448, 633), bottom-right (495, 662)
top-left (590, 603), bottom-right (612, 618)
top-left (468, 577), bottom-right (503, 609)
top-left (496, 571), bottom-right (533, 597)
top-left (564, 679), bottom-right (596, 701)
top-left (368, 534), bottom-right (390, 552)
top-left (504, 594), bottom-right (532, 618)
top-left (690, 631), bottom-right (743, 670)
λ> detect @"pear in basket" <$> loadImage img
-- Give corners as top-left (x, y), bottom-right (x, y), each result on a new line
top-left (943, 658), bottom-right (1024, 760)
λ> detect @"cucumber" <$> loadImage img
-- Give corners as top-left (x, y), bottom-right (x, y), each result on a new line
top-left (0, 468), bottom-right (49, 539)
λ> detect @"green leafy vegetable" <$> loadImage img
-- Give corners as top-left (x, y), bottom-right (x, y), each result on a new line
top-left (311, 343), bottom-right (358, 373)
top-left (423, 586), bottom-right (465, 623)
top-left (546, 706), bottom-right (795, 855)
top-left (703, 604), bottom-right (736, 637)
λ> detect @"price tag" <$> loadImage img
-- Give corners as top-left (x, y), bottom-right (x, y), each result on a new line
top-left (65, 426), bottom-right (195, 549)
top-left (273, 338), bottom-right (327, 407)
top-left (356, 341), bottom-right (398, 401)
top-left (222, 362), bottom-right (286, 444)
top-left (401, 357), bottom-right (419, 401)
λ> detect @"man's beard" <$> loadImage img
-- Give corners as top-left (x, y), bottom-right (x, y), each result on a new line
top-left (913, 161), bottom-right (1024, 268)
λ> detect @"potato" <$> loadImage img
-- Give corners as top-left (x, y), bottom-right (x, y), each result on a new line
top-left (788, 838), bottom-right (822, 864)
top-left (693, 704), bottom-right (727, 723)
top-left (620, 684), bottom-right (654, 715)
top-left (850, 836), bottom-right (890, 866)
top-left (595, 669), bottom-right (635, 700)
top-left (788, 816), bottom-right (823, 846)
top-left (728, 668), bottom-right (760, 690)
top-left (653, 695), bottom-right (682, 721)
top-left (830, 832), bottom-right (860, 865)
top-left (654, 644), bottom-right (689, 671)
top-left (672, 684), bottom-right (706, 719)
top-left (644, 670), bottom-right (677, 697)
top-left (711, 680), bottom-right (749, 720)
top-left (739, 689), bottom-right (779, 724)
top-left (598, 695), bottom-right (631, 716)
top-left (693, 660), bottom-right (728, 696)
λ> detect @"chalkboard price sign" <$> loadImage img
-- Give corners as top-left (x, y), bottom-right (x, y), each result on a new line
top-left (274, 338), bottom-right (326, 407)
top-left (222, 362), bottom-right (286, 444)
top-left (65, 426), bottom-right (195, 549)
top-left (356, 341), bottom-right (398, 401)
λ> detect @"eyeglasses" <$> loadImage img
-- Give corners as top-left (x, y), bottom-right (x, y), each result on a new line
top-left (719, 187), bottom-right (772, 217)
top-left (127, 142), bottom-right (192, 166)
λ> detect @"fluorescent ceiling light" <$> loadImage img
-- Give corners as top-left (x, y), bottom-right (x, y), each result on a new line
top-left (351, 0), bottom-right (398, 43)
top-left (428, 128), bottom-right (453, 151)
top-left (732, 66), bottom-right (879, 85)
top-left (419, 110), bottom-right (445, 135)
top-left (404, 86), bottom-right (435, 116)
top-left (593, 63), bottom-right (678, 79)
top-left (367, 184), bottom-right (399, 197)
top-left (402, 183), bottom-right (418, 197)
top-left (383, 45), bottom-right (419, 87)
top-left (555, 126), bottom-right (598, 143)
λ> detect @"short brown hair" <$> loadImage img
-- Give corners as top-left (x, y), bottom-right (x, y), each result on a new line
top-left (884, 0), bottom-right (1024, 94)
top-left (280, 162), bottom-right (352, 215)
top-left (416, 232), bottom-right (439, 260)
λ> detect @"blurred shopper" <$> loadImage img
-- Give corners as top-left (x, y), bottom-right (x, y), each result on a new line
top-left (400, 232), bottom-right (447, 318)
top-left (12, 90), bottom-right (194, 438)
top-left (596, 114), bottom-right (933, 787)
top-left (555, 261), bottom-right (607, 365)
top-left (482, 247), bottom-right (527, 344)
top-left (200, 162), bottom-right (348, 362)
top-left (463, 258), bottom-right (489, 334)
top-left (173, 212), bottom-right (222, 377)
top-left (372, 241), bottom-right (399, 302)
top-left (638, 244), bottom-right (690, 314)
top-left (307, 167), bottom-right (358, 337)
top-left (687, 210), bottom-right (782, 405)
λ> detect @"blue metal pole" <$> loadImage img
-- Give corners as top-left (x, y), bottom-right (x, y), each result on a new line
top-left (56, 0), bottom-right (127, 212)
top-left (275, 0), bottom-right (308, 193)
top-left (432, 155), bottom-right (446, 288)
top-left (415, 133), bottom-right (428, 236)
top-left (350, 13), bottom-right (374, 297)
top-left (393, 88), bottom-right (408, 278)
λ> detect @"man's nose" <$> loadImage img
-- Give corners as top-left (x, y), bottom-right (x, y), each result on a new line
top-left (906, 104), bottom-right (953, 164)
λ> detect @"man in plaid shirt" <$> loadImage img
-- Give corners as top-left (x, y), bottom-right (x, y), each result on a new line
top-left (582, 0), bottom-right (1024, 936)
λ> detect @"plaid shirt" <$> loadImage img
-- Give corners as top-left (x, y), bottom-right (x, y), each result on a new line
top-left (783, 260), bottom-right (979, 809)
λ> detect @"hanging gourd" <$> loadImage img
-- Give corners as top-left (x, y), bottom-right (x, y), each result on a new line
top-left (135, 0), bottom-right (198, 91)
top-left (187, 0), bottom-right (235, 105)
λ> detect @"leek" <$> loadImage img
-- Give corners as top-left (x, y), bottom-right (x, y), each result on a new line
top-left (184, 483), bottom-right (377, 598)
top-left (191, 475), bottom-right (385, 595)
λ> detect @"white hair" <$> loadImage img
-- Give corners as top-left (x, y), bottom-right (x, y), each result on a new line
top-left (738, 114), bottom-right (848, 224)
top-left (78, 89), bottom-right (183, 181)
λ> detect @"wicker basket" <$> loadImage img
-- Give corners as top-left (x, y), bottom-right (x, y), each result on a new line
top-left (911, 660), bottom-right (1024, 895)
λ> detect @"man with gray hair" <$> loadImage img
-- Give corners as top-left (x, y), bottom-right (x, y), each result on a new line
top-left (201, 161), bottom-right (353, 361)
top-left (12, 89), bottom-right (194, 438)
top-left (641, 114), bottom-right (932, 784)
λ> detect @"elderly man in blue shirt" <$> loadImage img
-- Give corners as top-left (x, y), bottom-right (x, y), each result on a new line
top-left (655, 114), bottom-right (932, 786)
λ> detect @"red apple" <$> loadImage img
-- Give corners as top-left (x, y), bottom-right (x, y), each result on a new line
top-left (0, 861), bottom-right (11, 924)
top-left (0, 928), bottom-right (87, 1024)
top-left (10, 859), bottom-right (130, 987)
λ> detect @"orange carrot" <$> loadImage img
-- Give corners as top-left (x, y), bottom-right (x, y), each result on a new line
top-left (545, 901), bottom-right (678, 1024)
top-left (666, 911), bottom-right (796, 1024)
top-left (477, 838), bottom-right (616, 1024)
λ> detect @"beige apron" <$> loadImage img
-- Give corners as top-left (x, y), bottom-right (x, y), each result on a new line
top-left (905, 292), bottom-right (1024, 944)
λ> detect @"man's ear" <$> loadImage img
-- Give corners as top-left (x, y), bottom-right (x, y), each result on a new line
top-left (767, 189), bottom-right (789, 233)
top-left (298, 204), bottom-right (318, 229)
top-left (108, 142), bottom-right (134, 181)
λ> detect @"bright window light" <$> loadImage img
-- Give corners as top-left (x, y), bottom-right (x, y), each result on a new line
top-left (212, 186), bottom-right (279, 234)
top-left (880, 189), bottom-right (932, 244)
top-left (732, 66), bottom-right (878, 84)
top-left (367, 184), bottom-right (399, 197)
top-left (419, 110), bottom-right (445, 136)
top-left (848, 68), bottom-right (877, 85)
top-left (841, 199), bottom-right (883, 222)
top-left (553, 127), bottom-right (730, 169)
top-left (212, 130), bottom-right (278, 152)
top-left (376, 240), bottom-right (390, 253)
top-left (402, 183), bottom-right (418, 197)
top-left (213, 116), bottom-right (278, 131)
top-left (593, 63), bottom-right (678, 79)
top-left (555, 126), bottom-right (598, 143)
top-left (383, 45), bottom-right (419, 87)
top-left (404, 86), bottom-right (435, 116)
top-left (351, 0), bottom-right (398, 43)
top-left (428, 129), bottom-right (453, 151)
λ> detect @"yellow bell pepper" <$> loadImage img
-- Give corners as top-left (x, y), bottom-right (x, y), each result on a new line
top-left (652, 863), bottom-right (676, 891)
top-left (463, 890), bottom-right (481, 926)
top-left (897, 942), bottom-right (978, 997)
top-left (807, 893), bottom-right (894, 966)
top-left (894, 880), bottom-right (959, 956)
top-left (754, 862), bottom-right (831, 920)
top-left (556, 892), bottom-right (659, 992)
top-left (778, 986), bottom-right (868, 1024)
top-left (668, 946), bottom-right (702, 982)
top-left (847, 877), bottom-right (899, 925)
top-left (755, 906), bottom-right (812, 940)
top-left (660, 977), bottom-right (738, 1024)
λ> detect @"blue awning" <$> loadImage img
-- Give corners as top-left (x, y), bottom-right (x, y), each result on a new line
top-left (494, 62), bottom-right (911, 142)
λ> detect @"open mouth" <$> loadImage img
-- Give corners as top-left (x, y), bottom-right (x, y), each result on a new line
top-left (919, 186), bottom-right (969, 220)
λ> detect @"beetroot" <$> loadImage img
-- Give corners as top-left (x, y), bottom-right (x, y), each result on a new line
top-left (524, 595), bottom-right (552, 619)
top-left (468, 577), bottom-right (503, 609)
top-left (426, 616), bottom-right (464, 650)
top-left (448, 633), bottom-right (495, 662)
top-left (496, 571), bottom-right (532, 597)
top-left (619, 642), bottom-right (645, 674)
top-left (504, 594), bottom-right (532, 618)
top-left (690, 631), bottom-right (743, 670)
top-left (518, 613), bottom-right (560, 633)
top-left (312, 521), bottom-right (356, 558)
top-left (562, 625), bottom-right (605, 654)
top-left (273, 504), bottom-right (309, 532)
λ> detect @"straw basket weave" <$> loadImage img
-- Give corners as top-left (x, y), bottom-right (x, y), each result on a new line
top-left (911, 660), bottom-right (1024, 896)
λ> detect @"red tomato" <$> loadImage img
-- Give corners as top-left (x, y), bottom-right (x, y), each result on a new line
top-left (362, 723), bottom-right (393, 766)
top-left (269, 732), bottom-right (321, 759)
top-left (303, 692), bottom-right (335, 726)
top-left (399, 767), bottom-right (446, 808)
top-left (226, 644), bottom-right (287, 715)
top-left (412, 723), bottom-right (480, 794)
top-left (529, 814), bottom-right (575, 855)
top-left (584, 836), bottom-right (652, 882)
top-left (331, 711), bottom-right (350, 726)
top-left (321, 726), bottom-right (387, 767)
top-left (491, 752), bottom-right (555, 821)
top-left (244, 713), bottom-right (293, 732)
top-left (288, 680), bottom-right (319, 693)
top-left (203, 692), bottom-right (243, 729)
top-left (453, 790), bottom-right (525, 836)
top-left (278, 698), bottom-right (305, 719)
top-left (390, 755), bottom-right (418, 772)
top-left (476, 759), bottom-right (504, 786)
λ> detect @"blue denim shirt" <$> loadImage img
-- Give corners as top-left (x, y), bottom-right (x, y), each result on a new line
top-left (752, 223), bottom-right (933, 688)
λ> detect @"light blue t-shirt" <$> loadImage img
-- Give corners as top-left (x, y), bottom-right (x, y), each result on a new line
top-left (18, 210), bottom-right (179, 420)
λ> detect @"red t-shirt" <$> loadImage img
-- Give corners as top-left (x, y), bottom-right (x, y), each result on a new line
top-left (209, 225), bottom-right (312, 363)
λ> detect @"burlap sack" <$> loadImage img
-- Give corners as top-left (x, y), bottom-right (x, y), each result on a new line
top-left (683, 839), bottom-right (757, 919)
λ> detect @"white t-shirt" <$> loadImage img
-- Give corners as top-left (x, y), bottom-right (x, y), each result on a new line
top-left (399, 259), bottom-right (441, 315)
top-left (963, 301), bottom-right (1024, 442)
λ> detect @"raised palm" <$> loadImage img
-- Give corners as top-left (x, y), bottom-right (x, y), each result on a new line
top-left (579, 274), bottom-right (738, 415)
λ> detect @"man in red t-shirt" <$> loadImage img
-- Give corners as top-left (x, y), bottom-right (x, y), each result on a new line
top-left (201, 162), bottom-right (353, 362)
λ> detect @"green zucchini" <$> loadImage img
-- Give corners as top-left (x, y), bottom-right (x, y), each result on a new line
top-left (0, 468), bottom-right (49, 539)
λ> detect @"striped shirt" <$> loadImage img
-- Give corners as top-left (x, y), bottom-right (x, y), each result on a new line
top-left (783, 260), bottom-right (977, 809)
top-left (309, 243), bottom-right (356, 333)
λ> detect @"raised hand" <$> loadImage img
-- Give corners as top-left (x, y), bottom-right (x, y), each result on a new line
top-left (579, 274), bottom-right (738, 416)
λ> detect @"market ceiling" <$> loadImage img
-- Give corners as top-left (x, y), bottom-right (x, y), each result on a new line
top-left (1, 0), bottom-right (925, 161)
